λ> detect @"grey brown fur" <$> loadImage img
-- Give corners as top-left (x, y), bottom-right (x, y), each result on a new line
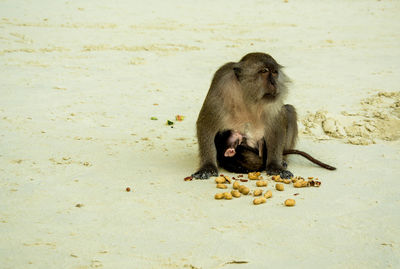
top-left (193, 52), bottom-right (297, 179)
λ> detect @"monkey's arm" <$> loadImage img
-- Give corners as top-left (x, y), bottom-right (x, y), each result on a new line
top-left (192, 103), bottom-right (223, 179)
top-left (192, 126), bottom-right (219, 179)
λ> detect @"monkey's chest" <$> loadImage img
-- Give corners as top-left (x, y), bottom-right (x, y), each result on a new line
top-left (241, 123), bottom-right (264, 148)
top-left (224, 105), bottom-right (267, 147)
top-left (226, 119), bottom-right (264, 148)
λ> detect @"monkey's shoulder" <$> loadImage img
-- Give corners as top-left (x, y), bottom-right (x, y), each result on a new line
top-left (216, 62), bottom-right (236, 71)
top-left (211, 62), bottom-right (237, 82)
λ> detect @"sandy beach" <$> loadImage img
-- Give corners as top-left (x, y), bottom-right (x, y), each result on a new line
top-left (1, 0), bottom-right (400, 268)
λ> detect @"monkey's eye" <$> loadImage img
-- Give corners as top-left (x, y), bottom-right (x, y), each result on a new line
top-left (259, 68), bottom-right (269, 73)
top-left (272, 70), bottom-right (278, 75)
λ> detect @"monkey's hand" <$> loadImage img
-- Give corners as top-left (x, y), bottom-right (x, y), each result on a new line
top-left (266, 163), bottom-right (293, 179)
top-left (192, 163), bottom-right (218, 179)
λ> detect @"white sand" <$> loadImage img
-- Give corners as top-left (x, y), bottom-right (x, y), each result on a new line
top-left (1, 0), bottom-right (400, 268)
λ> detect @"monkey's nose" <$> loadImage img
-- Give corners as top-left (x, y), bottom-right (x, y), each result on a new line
top-left (264, 90), bottom-right (278, 98)
top-left (268, 88), bottom-right (277, 96)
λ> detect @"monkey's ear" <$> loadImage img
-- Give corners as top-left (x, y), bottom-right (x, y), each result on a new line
top-left (233, 65), bottom-right (242, 80)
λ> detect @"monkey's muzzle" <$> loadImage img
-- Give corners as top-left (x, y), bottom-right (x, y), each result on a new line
top-left (263, 92), bottom-right (278, 99)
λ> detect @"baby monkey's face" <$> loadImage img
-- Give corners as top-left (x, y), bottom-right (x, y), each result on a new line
top-left (224, 131), bottom-right (244, 157)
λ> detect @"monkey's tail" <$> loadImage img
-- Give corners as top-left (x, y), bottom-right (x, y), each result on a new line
top-left (283, 149), bottom-right (336, 171)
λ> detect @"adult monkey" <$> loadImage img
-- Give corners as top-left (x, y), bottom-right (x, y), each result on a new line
top-left (193, 52), bottom-right (299, 179)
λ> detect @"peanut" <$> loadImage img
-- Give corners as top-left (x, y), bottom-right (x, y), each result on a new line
top-left (231, 190), bottom-right (241, 198)
top-left (253, 197), bottom-right (267, 205)
top-left (216, 184), bottom-right (227, 189)
top-left (284, 199), bottom-right (296, 207)
top-left (214, 193), bottom-right (224, 199)
top-left (248, 172), bottom-right (261, 180)
top-left (224, 192), bottom-right (233, 200)
top-left (256, 180), bottom-right (268, 187)
top-left (275, 183), bottom-right (284, 191)
top-left (293, 181), bottom-right (302, 188)
top-left (253, 189), bottom-right (263, 196)
top-left (233, 181), bottom-right (240, 190)
top-left (264, 190), bottom-right (272, 199)
top-left (239, 185), bottom-right (250, 195)
top-left (272, 175), bottom-right (282, 182)
top-left (223, 176), bottom-right (232, 184)
top-left (215, 176), bottom-right (226, 184)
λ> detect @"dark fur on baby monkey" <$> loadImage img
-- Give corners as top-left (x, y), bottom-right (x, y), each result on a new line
top-left (192, 52), bottom-right (336, 179)
top-left (214, 130), bottom-right (266, 173)
top-left (215, 130), bottom-right (336, 174)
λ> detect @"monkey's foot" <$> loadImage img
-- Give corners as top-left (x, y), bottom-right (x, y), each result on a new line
top-left (266, 164), bottom-right (293, 179)
top-left (192, 164), bottom-right (218, 179)
top-left (266, 169), bottom-right (293, 179)
top-left (279, 170), bottom-right (293, 179)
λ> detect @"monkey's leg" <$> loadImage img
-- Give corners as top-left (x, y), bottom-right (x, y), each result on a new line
top-left (265, 112), bottom-right (294, 179)
top-left (283, 104), bottom-right (298, 153)
top-left (282, 104), bottom-right (298, 168)
top-left (192, 128), bottom-right (219, 179)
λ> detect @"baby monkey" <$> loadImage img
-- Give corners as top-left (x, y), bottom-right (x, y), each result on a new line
top-left (215, 129), bottom-right (336, 173)
top-left (214, 130), bottom-right (265, 173)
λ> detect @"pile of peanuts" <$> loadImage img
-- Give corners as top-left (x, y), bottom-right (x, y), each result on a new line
top-left (272, 175), bottom-right (321, 188)
top-left (214, 173), bottom-right (321, 206)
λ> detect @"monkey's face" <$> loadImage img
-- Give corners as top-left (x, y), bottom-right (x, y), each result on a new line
top-left (235, 53), bottom-right (288, 103)
top-left (256, 65), bottom-right (280, 99)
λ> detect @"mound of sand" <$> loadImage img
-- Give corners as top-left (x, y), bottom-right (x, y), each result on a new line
top-left (301, 91), bottom-right (400, 145)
